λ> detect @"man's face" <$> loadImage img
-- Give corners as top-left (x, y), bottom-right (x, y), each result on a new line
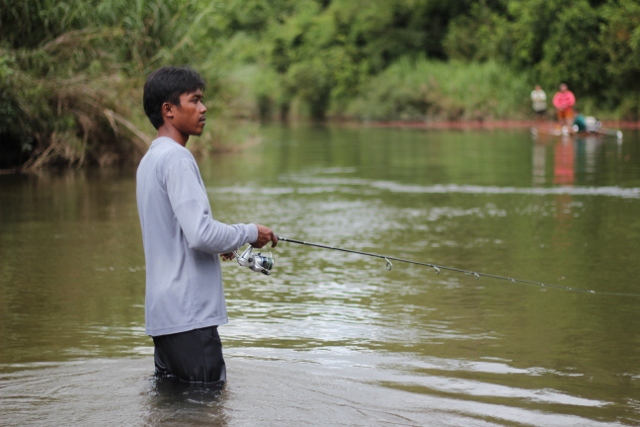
top-left (171, 89), bottom-right (207, 136)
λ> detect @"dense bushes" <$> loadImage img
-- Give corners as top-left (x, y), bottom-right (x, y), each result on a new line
top-left (266, 0), bottom-right (640, 121)
top-left (226, 0), bottom-right (640, 123)
top-left (1, 0), bottom-right (640, 168)
top-left (345, 58), bottom-right (531, 121)
top-left (0, 0), bottom-right (208, 169)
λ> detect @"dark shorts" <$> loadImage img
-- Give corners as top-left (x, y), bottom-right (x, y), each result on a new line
top-left (152, 326), bottom-right (226, 385)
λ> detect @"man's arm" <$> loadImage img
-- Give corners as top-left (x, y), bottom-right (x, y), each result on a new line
top-left (166, 157), bottom-right (260, 254)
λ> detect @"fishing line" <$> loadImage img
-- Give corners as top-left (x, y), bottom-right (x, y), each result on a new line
top-left (274, 236), bottom-right (640, 298)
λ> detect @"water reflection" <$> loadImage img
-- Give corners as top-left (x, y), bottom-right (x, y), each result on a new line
top-left (554, 136), bottom-right (575, 185)
top-left (575, 136), bottom-right (600, 178)
top-left (144, 377), bottom-right (228, 427)
top-left (532, 142), bottom-right (546, 185)
top-left (531, 132), bottom-right (632, 188)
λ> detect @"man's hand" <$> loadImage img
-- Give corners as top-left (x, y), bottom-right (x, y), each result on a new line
top-left (252, 224), bottom-right (278, 248)
top-left (220, 252), bottom-right (235, 261)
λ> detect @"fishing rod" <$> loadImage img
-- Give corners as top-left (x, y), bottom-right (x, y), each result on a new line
top-left (234, 236), bottom-right (640, 298)
top-left (599, 128), bottom-right (624, 140)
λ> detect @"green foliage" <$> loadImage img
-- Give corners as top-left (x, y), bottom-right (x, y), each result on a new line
top-left (0, 0), bottom-right (216, 169)
top-left (346, 57), bottom-right (531, 121)
top-left (443, 3), bottom-right (511, 62)
top-left (256, 0), bottom-right (479, 119)
top-left (3, 0), bottom-right (640, 168)
top-left (600, 0), bottom-right (640, 84)
top-left (442, 0), bottom-right (640, 118)
top-left (505, 0), bottom-right (563, 69)
top-left (536, 1), bottom-right (607, 98)
top-left (598, 0), bottom-right (640, 118)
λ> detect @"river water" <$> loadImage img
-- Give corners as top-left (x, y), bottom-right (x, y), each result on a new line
top-left (1, 125), bottom-right (640, 426)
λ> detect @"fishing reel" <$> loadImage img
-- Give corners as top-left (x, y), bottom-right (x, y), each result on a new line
top-left (233, 246), bottom-right (274, 275)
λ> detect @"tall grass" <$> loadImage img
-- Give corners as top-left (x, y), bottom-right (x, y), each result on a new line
top-left (344, 57), bottom-right (532, 122)
top-left (0, 0), bottom-right (219, 170)
top-left (1, 38), bottom-right (148, 169)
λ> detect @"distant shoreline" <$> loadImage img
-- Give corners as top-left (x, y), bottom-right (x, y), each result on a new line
top-left (352, 120), bottom-right (640, 130)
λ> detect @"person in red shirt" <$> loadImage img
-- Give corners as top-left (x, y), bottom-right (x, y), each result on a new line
top-left (552, 83), bottom-right (576, 130)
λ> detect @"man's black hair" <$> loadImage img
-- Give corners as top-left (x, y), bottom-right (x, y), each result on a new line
top-left (143, 66), bottom-right (206, 130)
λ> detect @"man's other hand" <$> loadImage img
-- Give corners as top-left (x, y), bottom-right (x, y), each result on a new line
top-left (252, 224), bottom-right (278, 248)
top-left (220, 252), bottom-right (235, 261)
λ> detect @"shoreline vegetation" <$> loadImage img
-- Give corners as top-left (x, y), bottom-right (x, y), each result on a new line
top-left (2, 0), bottom-right (640, 170)
top-left (0, 118), bottom-right (635, 174)
top-left (360, 119), bottom-right (639, 130)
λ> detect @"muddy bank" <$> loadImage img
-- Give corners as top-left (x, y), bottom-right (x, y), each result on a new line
top-left (358, 119), bottom-right (640, 130)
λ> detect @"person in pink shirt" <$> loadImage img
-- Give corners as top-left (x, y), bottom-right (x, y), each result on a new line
top-left (552, 83), bottom-right (576, 129)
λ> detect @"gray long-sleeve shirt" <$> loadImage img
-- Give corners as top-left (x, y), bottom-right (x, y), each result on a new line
top-left (136, 137), bottom-right (258, 336)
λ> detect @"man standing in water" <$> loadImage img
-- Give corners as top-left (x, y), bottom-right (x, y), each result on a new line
top-left (137, 66), bottom-right (278, 385)
top-left (552, 83), bottom-right (576, 132)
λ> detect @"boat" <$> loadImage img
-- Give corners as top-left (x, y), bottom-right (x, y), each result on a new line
top-left (531, 118), bottom-right (623, 140)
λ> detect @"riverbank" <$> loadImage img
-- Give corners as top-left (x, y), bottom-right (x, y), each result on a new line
top-left (4, 118), bottom-right (637, 173)
top-left (360, 119), bottom-right (640, 130)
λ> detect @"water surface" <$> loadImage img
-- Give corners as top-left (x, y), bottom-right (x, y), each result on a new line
top-left (1, 125), bottom-right (640, 426)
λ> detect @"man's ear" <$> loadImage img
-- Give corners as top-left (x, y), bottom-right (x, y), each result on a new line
top-left (161, 102), bottom-right (174, 120)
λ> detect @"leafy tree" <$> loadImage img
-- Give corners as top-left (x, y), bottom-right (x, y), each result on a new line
top-left (260, 0), bottom-right (479, 119)
top-left (444, 3), bottom-right (511, 62)
top-left (536, 0), bottom-right (607, 99)
top-left (506, 0), bottom-right (563, 69)
top-left (599, 0), bottom-right (640, 117)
